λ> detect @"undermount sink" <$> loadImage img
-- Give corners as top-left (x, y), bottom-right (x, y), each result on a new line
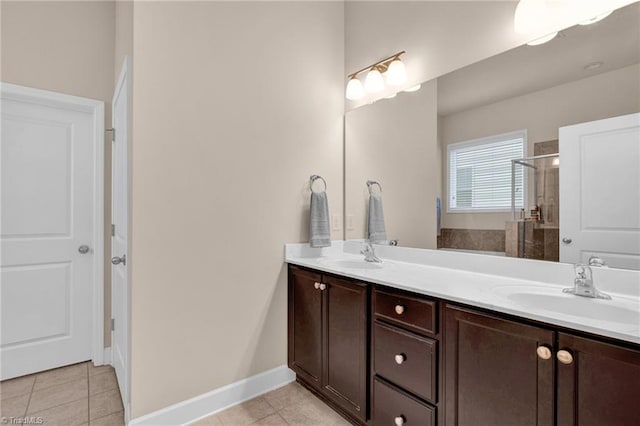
top-left (493, 285), bottom-right (640, 326)
top-left (318, 258), bottom-right (385, 270)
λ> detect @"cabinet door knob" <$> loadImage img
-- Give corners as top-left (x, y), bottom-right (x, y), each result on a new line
top-left (319, 283), bottom-right (327, 291)
top-left (562, 237), bottom-right (572, 245)
top-left (557, 349), bottom-right (574, 364)
top-left (394, 354), bottom-right (406, 365)
top-left (395, 305), bottom-right (405, 315)
top-left (536, 346), bottom-right (552, 360)
top-left (314, 282), bottom-right (321, 290)
top-left (394, 415), bottom-right (405, 425)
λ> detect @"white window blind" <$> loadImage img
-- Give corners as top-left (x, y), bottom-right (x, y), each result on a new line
top-left (448, 131), bottom-right (526, 212)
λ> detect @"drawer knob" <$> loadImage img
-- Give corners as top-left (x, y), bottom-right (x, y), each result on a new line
top-left (314, 282), bottom-right (321, 290)
top-left (395, 305), bottom-right (405, 315)
top-left (319, 283), bottom-right (327, 291)
top-left (557, 349), bottom-right (574, 365)
top-left (394, 354), bottom-right (406, 365)
top-left (536, 346), bottom-right (552, 360)
top-left (394, 415), bottom-right (405, 426)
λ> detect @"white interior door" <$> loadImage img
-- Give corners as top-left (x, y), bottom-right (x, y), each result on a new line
top-left (1, 84), bottom-right (104, 380)
top-left (559, 113), bottom-right (640, 269)
top-left (111, 58), bottom-right (130, 416)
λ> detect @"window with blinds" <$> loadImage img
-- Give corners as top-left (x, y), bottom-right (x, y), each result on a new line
top-left (447, 131), bottom-right (526, 212)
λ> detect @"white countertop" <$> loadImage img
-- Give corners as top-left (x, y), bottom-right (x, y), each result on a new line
top-left (285, 241), bottom-right (640, 345)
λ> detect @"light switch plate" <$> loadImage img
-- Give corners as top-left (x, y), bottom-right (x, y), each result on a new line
top-left (332, 214), bottom-right (342, 231)
top-left (346, 215), bottom-right (354, 231)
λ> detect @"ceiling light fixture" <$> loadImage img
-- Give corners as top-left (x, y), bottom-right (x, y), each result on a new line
top-left (583, 61), bottom-right (604, 71)
top-left (345, 51), bottom-right (407, 100)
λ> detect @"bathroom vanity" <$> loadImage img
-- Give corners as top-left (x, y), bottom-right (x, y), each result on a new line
top-left (286, 242), bottom-right (640, 426)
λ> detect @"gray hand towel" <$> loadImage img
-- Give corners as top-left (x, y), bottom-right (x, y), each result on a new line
top-left (368, 193), bottom-right (387, 243)
top-left (310, 191), bottom-right (331, 248)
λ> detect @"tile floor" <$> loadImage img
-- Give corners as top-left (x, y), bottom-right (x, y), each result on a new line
top-left (0, 362), bottom-right (124, 426)
top-left (191, 382), bottom-right (351, 426)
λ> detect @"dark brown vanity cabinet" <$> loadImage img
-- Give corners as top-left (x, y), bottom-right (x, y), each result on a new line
top-left (444, 304), bottom-right (640, 426)
top-left (288, 265), bottom-right (640, 426)
top-left (288, 266), bottom-right (368, 424)
top-left (557, 333), bottom-right (640, 426)
top-left (372, 288), bottom-right (439, 426)
top-left (444, 305), bottom-right (555, 426)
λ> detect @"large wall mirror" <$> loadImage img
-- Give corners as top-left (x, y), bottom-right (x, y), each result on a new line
top-left (345, 2), bottom-right (640, 270)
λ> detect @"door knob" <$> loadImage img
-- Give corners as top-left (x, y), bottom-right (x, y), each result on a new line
top-left (111, 255), bottom-right (126, 266)
top-left (314, 282), bottom-right (321, 290)
top-left (78, 245), bottom-right (90, 254)
top-left (562, 237), bottom-right (572, 245)
top-left (319, 283), bottom-right (326, 291)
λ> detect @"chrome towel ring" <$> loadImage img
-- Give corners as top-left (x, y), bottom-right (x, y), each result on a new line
top-left (310, 175), bottom-right (327, 193)
top-left (367, 180), bottom-right (382, 194)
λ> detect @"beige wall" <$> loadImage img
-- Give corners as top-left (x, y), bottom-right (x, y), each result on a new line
top-left (441, 63), bottom-right (640, 229)
top-left (129, 1), bottom-right (344, 418)
top-left (344, 1), bottom-right (530, 110)
top-left (345, 80), bottom-right (438, 248)
top-left (1, 0), bottom-right (116, 347)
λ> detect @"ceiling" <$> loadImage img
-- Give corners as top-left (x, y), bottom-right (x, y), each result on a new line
top-left (437, 2), bottom-right (640, 116)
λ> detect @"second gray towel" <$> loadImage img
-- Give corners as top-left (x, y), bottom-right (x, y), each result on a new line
top-left (310, 191), bottom-right (331, 248)
top-left (368, 193), bottom-right (387, 243)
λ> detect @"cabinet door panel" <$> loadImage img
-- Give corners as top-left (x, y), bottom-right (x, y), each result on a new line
top-left (557, 333), bottom-right (640, 426)
top-left (288, 267), bottom-right (323, 390)
top-left (323, 275), bottom-right (368, 422)
top-left (444, 305), bottom-right (554, 426)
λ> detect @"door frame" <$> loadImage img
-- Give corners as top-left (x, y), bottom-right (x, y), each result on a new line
top-left (1, 82), bottom-right (105, 365)
top-left (110, 56), bottom-right (131, 422)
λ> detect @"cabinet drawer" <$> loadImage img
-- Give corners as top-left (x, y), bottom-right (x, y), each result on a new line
top-left (374, 321), bottom-right (437, 403)
top-left (373, 288), bottom-right (437, 335)
top-left (373, 378), bottom-right (435, 426)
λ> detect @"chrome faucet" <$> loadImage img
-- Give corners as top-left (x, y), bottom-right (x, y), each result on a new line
top-left (563, 263), bottom-right (611, 300)
top-left (361, 242), bottom-right (382, 263)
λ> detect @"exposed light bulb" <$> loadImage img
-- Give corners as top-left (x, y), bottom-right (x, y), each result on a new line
top-left (345, 77), bottom-right (365, 100)
top-left (364, 68), bottom-right (385, 93)
top-left (579, 10), bottom-right (613, 25)
top-left (403, 84), bottom-right (421, 93)
top-left (527, 32), bottom-right (558, 46)
top-left (385, 59), bottom-right (407, 86)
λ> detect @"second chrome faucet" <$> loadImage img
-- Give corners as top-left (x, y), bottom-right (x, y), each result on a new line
top-left (361, 242), bottom-right (382, 263)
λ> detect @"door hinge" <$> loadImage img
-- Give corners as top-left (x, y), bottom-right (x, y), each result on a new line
top-left (111, 318), bottom-right (115, 331)
top-left (111, 224), bottom-right (115, 237)
top-left (106, 127), bottom-right (115, 142)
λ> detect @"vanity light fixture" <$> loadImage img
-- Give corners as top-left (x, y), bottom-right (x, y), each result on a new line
top-left (515, 0), bottom-right (625, 46)
top-left (403, 84), bottom-right (421, 93)
top-left (579, 10), bottom-right (613, 25)
top-left (345, 51), bottom-right (407, 100)
top-left (364, 67), bottom-right (385, 93)
top-left (527, 32), bottom-right (558, 46)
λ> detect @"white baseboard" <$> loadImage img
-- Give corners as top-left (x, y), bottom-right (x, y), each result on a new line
top-left (128, 365), bottom-right (296, 426)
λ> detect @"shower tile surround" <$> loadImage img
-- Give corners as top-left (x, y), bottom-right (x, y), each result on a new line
top-left (438, 140), bottom-right (559, 257)
top-left (437, 228), bottom-right (505, 252)
top-left (286, 240), bottom-right (640, 344)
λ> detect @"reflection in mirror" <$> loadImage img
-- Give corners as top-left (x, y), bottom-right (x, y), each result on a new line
top-left (344, 3), bottom-right (640, 269)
